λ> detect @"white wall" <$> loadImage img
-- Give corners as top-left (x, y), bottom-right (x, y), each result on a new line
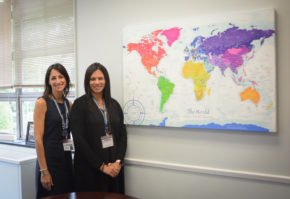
top-left (75, 0), bottom-right (290, 198)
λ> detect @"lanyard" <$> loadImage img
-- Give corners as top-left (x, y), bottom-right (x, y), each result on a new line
top-left (92, 97), bottom-right (110, 135)
top-left (51, 95), bottom-right (69, 139)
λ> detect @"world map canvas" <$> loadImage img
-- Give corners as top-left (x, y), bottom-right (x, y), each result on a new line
top-left (123, 9), bottom-right (276, 132)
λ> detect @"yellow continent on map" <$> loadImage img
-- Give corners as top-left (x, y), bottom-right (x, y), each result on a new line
top-left (182, 60), bottom-right (210, 100)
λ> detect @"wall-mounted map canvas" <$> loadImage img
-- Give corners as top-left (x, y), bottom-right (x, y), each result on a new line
top-left (123, 9), bottom-right (276, 132)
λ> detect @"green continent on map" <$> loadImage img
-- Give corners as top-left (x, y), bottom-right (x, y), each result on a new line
top-left (157, 76), bottom-right (175, 112)
top-left (182, 60), bottom-right (210, 100)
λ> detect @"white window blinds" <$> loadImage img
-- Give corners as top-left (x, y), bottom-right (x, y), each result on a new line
top-left (0, 0), bottom-right (12, 88)
top-left (13, 0), bottom-right (75, 87)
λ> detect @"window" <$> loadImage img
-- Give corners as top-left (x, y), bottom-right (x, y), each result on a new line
top-left (0, 88), bottom-right (38, 139)
top-left (13, 0), bottom-right (75, 87)
top-left (0, 0), bottom-right (75, 140)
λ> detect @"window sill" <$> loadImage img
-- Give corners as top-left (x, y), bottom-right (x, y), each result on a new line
top-left (0, 139), bottom-right (35, 148)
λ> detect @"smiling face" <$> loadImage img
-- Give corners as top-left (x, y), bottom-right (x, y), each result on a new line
top-left (49, 69), bottom-right (67, 94)
top-left (89, 69), bottom-right (106, 97)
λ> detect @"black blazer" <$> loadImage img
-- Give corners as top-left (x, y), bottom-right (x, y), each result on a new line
top-left (71, 94), bottom-right (127, 172)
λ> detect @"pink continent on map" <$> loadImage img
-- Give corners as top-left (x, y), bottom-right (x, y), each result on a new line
top-left (161, 27), bottom-right (182, 47)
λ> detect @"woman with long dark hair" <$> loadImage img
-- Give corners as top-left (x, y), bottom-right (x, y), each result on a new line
top-left (71, 62), bottom-right (127, 193)
top-left (34, 63), bottom-right (74, 198)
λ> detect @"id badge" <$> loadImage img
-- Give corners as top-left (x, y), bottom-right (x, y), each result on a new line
top-left (63, 139), bottom-right (74, 151)
top-left (101, 135), bottom-right (114, 149)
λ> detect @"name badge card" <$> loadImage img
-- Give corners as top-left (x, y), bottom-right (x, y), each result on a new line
top-left (63, 139), bottom-right (74, 151)
top-left (101, 135), bottom-right (114, 149)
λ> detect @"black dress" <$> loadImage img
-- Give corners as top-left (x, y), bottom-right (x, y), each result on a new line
top-left (71, 95), bottom-right (127, 193)
top-left (35, 96), bottom-right (74, 199)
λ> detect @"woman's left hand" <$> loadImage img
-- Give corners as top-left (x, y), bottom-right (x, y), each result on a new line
top-left (103, 162), bottom-right (121, 177)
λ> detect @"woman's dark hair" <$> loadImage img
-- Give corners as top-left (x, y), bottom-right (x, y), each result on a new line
top-left (43, 63), bottom-right (71, 97)
top-left (84, 62), bottom-right (112, 107)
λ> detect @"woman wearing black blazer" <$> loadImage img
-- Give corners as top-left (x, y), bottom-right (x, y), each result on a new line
top-left (71, 62), bottom-right (127, 193)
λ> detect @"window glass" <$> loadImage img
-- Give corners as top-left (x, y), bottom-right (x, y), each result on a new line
top-left (0, 101), bottom-right (17, 134)
top-left (0, 88), bottom-right (15, 93)
top-left (22, 88), bottom-right (44, 93)
top-left (69, 87), bottom-right (75, 92)
top-left (22, 100), bottom-right (36, 138)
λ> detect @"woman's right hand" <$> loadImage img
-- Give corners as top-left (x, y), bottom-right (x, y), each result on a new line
top-left (40, 170), bottom-right (54, 191)
top-left (102, 164), bottom-right (121, 178)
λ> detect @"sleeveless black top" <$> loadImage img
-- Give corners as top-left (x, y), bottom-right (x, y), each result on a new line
top-left (35, 96), bottom-right (74, 199)
top-left (43, 96), bottom-right (71, 162)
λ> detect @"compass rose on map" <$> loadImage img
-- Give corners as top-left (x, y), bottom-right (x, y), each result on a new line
top-left (123, 98), bottom-right (145, 125)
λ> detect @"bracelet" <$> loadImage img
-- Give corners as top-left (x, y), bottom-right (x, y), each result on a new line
top-left (40, 168), bottom-right (47, 176)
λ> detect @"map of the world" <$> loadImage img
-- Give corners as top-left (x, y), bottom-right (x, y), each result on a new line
top-left (123, 9), bottom-right (276, 132)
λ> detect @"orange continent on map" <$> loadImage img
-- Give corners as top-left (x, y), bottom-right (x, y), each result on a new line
top-left (240, 87), bottom-right (261, 104)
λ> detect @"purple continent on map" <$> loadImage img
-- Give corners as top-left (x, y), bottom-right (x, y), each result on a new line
top-left (200, 26), bottom-right (275, 75)
top-left (183, 25), bottom-right (275, 103)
